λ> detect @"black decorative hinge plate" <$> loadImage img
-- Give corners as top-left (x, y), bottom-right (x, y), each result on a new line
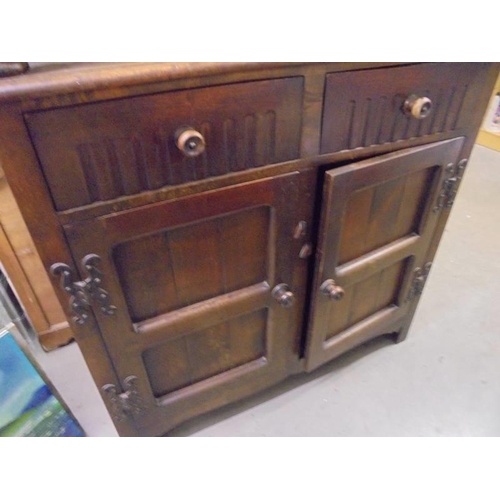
top-left (102, 376), bottom-right (146, 423)
top-left (406, 262), bottom-right (432, 302)
top-left (434, 159), bottom-right (468, 212)
top-left (50, 254), bottom-right (117, 325)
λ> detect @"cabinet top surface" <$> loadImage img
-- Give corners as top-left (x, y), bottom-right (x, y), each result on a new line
top-left (0, 62), bottom-right (413, 104)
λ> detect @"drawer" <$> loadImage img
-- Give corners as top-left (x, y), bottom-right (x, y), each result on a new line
top-left (320, 63), bottom-right (488, 154)
top-left (25, 77), bottom-right (304, 211)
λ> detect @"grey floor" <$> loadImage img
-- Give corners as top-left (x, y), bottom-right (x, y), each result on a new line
top-left (33, 144), bottom-right (500, 437)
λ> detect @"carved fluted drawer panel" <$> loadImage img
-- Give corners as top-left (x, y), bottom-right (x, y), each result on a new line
top-left (24, 77), bottom-right (304, 211)
top-left (320, 63), bottom-right (489, 154)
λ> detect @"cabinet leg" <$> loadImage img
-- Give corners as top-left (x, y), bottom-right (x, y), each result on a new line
top-left (395, 324), bottom-right (410, 344)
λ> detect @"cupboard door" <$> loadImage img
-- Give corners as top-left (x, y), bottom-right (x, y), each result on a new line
top-left (62, 171), bottom-right (308, 436)
top-left (305, 138), bottom-right (465, 370)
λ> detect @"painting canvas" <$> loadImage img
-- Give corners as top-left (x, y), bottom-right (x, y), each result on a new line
top-left (0, 330), bottom-right (84, 437)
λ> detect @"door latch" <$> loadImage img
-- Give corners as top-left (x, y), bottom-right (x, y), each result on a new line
top-left (50, 254), bottom-right (117, 325)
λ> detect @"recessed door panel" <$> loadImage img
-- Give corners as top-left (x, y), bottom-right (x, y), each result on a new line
top-left (324, 258), bottom-right (410, 341)
top-left (338, 167), bottom-right (437, 264)
top-left (113, 206), bottom-right (270, 322)
top-left (143, 309), bottom-right (267, 397)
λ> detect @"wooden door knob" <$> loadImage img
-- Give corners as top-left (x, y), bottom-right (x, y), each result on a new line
top-left (175, 127), bottom-right (206, 157)
top-left (404, 95), bottom-right (433, 119)
top-left (320, 279), bottom-right (345, 301)
top-left (272, 283), bottom-right (295, 308)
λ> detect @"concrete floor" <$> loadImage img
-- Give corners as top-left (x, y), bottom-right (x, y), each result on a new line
top-left (33, 144), bottom-right (500, 437)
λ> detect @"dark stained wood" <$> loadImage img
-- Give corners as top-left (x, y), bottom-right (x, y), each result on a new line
top-left (0, 62), bottom-right (496, 436)
top-left (321, 63), bottom-right (490, 154)
top-left (136, 283), bottom-right (270, 344)
top-left (113, 232), bottom-right (178, 322)
top-left (395, 167), bottom-right (437, 235)
top-left (336, 235), bottom-right (419, 284)
top-left (54, 129), bottom-right (466, 226)
top-left (228, 310), bottom-right (268, 369)
top-left (114, 206), bottom-right (269, 323)
top-left (363, 176), bottom-right (408, 252)
top-left (143, 309), bottom-right (267, 398)
top-left (322, 306), bottom-right (405, 361)
top-left (143, 335), bottom-right (192, 396)
top-left (338, 167), bottom-right (438, 264)
top-left (377, 260), bottom-right (408, 308)
top-left (25, 78), bottom-right (303, 210)
top-left (0, 63), bottom-right (414, 107)
top-left (299, 69), bottom-right (327, 156)
top-left (325, 259), bottom-right (407, 341)
top-left (305, 138), bottom-right (465, 371)
top-left (167, 219), bottom-right (226, 308)
top-left (0, 102), bottom-right (139, 436)
top-left (336, 187), bottom-right (374, 265)
top-left (62, 171), bottom-right (309, 436)
top-left (220, 206), bottom-right (269, 292)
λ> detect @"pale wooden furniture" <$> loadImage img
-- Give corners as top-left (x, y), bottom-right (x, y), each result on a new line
top-left (0, 167), bottom-right (73, 350)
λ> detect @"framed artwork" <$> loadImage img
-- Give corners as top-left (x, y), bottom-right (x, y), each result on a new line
top-left (0, 329), bottom-right (85, 437)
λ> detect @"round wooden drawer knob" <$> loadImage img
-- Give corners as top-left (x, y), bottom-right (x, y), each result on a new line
top-left (175, 127), bottom-right (206, 157)
top-left (404, 95), bottom-right (433, 119)
top-left (320, 279), bottom-right (345, 301)
top-left (272, 283), bottom-right (295, 308)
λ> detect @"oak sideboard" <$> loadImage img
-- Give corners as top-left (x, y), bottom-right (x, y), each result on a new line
top-left (0, 62), bottom-right (497, 436)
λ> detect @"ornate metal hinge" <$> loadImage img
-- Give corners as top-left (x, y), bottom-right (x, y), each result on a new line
top-left (433, 159), bottom-right (468, 212)
top-left (102, 376), bottom-right (146, 422)
top-left (50, 254), bottom-right (117, 325)
top-left (406, 262), bottom-right (432, 302)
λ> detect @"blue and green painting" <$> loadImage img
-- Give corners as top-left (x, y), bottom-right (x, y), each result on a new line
top-left (0, 331), bottom-right (84, 437)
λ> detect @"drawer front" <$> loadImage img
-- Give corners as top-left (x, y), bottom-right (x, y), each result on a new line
top-left (320, 63), bottom-right (488, 154)
top-left (25, 77), bottom-right (304, 211)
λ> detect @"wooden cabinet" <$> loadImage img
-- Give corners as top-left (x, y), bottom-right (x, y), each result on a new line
top-left (0, 62), bottom-right (497, 436)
